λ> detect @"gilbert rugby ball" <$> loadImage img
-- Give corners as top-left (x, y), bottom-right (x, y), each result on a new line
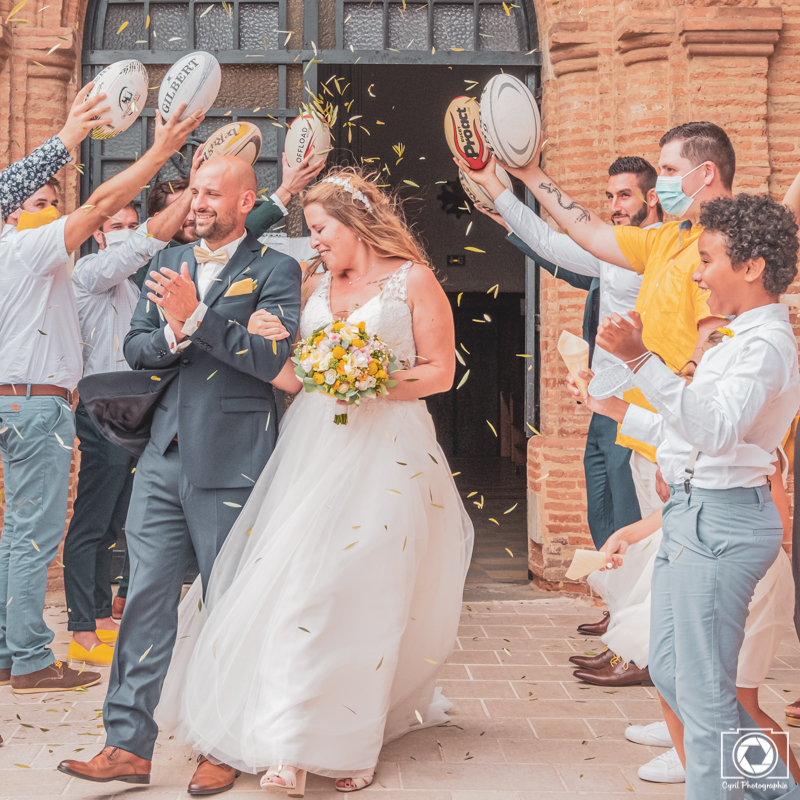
top-left (459, 165), bottom-right (513, 214)
top-left (479, 74), bottom-right (541, 169)
top-left (444, 96), bottom-right (489, 171)
top-left (284, 113), bottom-right (331, 167)
top-left (201, 122), bottom-right (262, 166)
top-left (158, 51), bottom-right (221, 122)
top-left (88, 59), bottom-right (148, 139)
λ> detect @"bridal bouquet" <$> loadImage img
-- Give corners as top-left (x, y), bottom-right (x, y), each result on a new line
top-left (292, 320), bottom-right (399, 424)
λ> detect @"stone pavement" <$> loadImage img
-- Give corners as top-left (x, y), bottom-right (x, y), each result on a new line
top-left (3, 600), bottom-right (800, 799)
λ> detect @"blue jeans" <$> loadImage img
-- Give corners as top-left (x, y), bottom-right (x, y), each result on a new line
top-left (651, 484), bottom-right (800, 800)
top-left (0, 393), bottom-right (75, 675)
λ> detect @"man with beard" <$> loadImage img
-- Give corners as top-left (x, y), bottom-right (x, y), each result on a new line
top-left (59, 156), bottom-right (301, 794)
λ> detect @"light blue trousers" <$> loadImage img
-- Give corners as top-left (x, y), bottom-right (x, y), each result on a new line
top-left (651, 484), bottom-right (800, 800)
top-left (0, 393), bottom-right (74, 675)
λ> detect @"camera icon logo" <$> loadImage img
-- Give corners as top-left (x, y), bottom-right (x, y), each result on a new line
top-left (721, 729), bottom-right (789, 781)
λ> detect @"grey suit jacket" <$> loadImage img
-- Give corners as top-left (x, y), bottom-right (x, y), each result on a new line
top-left (123, 233), bottom-right (302, 489)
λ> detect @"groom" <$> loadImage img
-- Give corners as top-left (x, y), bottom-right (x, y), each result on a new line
top-left (59, 156), bottom-right (302, 794)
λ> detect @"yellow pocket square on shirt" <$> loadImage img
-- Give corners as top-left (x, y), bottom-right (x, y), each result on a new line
top-left (224, 278), bottom-right (255, 297)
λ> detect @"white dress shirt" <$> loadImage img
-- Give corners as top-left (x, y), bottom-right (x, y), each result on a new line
top-left (0, 218), bottom-right (83, 390)
top-left (163, 231), bottom-right (248, 353)
top-left (72, 222), bottom-right (170, 376)
top-left (494, 189), bottom-right (657, 375)
top-left (619, 303), bottom-right (800, 489)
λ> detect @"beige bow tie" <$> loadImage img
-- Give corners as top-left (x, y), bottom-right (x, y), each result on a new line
top-left (194, 245), bottom-right (229, 265)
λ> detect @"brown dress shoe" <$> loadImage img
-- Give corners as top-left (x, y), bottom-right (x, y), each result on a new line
top-left (0, 667), bottom-right (10, 686)
top-left (573, 655), bottom-right (652, 687)
top-left (786, 698), bottom-right (800, 727)
top-left (569, 647), bottom-right (614, 670)
top-left (188, 755), bottom-right (241, 796)
top-left (58, 746), bottom-right (151, 784)
top-left (11, 660), bottom-right (102, 694)
top-left (112, 597), bottom-right (126, 620)
top-left (577, 611), bottom-right (610, 636)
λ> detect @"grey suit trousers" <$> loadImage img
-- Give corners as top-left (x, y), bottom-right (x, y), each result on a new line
top-left (103, 439), bottom-right (252, 759)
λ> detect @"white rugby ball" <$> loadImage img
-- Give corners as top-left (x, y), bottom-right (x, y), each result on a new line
top-left (480, 74), bottom-right (541, 169)
top-left (88, 59), bottom-right (148, 139)
top-left (158, 51), bottom-right (221, 122)
top-left (459, 165), bottom-right (513, 214)
top-left (284, 112), bottom-right (331, 167)
top-left (201, 122), bottom-right (262, 165)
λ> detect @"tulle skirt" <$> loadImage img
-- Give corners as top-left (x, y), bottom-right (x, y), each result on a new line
top-left (155, 392), bottom-right (474, 777)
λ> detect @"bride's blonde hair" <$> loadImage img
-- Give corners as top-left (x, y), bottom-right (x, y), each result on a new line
top-left (300, 166), bottom-right (429, 281)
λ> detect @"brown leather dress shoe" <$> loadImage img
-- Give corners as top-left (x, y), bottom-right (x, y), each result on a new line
top-left (577, 611), bottom-right (610, 636)
top-left (188, 755), bottom-right (241, 796)
top-left (786, 698), bottom-right (800, 727)
top-left (573, 655), bottom-right (652, 687)
top-left (0, 667), bottom-right (10, 686)
top-left (58, 746), bottom-right (151, 784)
top-left (569, 647), bottom-right (614, 670)
top-left (112, 597), bottom-right (126, 620)
top-left (11, 660), bottom-right (102, 694)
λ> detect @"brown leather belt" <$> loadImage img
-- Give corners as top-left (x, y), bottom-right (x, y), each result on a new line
top-left (0, 384), bottom-right (71, 400)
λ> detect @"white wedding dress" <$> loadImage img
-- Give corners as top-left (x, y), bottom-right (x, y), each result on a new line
top-left (156, 263), bottom-right (474, 777)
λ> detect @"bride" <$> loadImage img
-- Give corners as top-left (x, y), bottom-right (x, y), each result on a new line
top-left (157, 168), bottom-right (474, 795)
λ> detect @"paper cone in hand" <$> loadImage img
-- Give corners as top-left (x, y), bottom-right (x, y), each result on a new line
top-left (564, 548), bottom-right (623, 581)
top-left (557, 330), bottom-right (589, 397)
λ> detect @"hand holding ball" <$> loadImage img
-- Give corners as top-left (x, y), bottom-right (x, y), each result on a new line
top-left (87, 59), bottom-right (149, 139)
top-left (479, 74), bottom-right (541, 169)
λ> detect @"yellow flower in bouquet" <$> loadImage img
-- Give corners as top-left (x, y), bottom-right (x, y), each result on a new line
top-left (292, 320), bottom-right (400, 424)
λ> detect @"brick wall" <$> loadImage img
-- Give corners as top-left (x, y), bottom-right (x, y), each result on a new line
top-left (1, 0), bottom-right (799, 594)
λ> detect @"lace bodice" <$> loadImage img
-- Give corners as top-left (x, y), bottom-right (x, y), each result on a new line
top-left (300, 262), bottom-right (417, 367)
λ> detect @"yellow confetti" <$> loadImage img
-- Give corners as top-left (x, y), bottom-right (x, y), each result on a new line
top-left (457, 292), bottom-right (463, 306)
top-left (146, 13), bottom-right (150, 26)
top-left (505, 548), bottom-right (514, 557)
top-left (403, 180), bottom-right (419, 188)
top-left (504, 503), bottom-right (518, 514)
top-left (526, 423), bottom-right (541, 436)
top-left (207, 370), bottom-right (218, 380)
top-left (465, 246), bottom-right (485, 253)
top-left (402, 536), bottom-right (407, 551)
top-left (456, 370), bottom-right (470, 390)
top-left (414, 710), bottom-right (424, 724)
top-left (375, 656), bottom-right (384, 670)
top-left (13, 764), bottom-right (31, 768)
top-left (388, 489), bottom-right (402, 496)
top-left (151, 375), bottom-right (161, 381)
top-left (272, 339), bottom-right (277, 354)
top-left (424, 658), bottom-right (438, 664)
top-left (455, 350), bottom-right (466, 366)
top-left (410, 472), bottom-right (423, 479)
top-left (139, 645), bottom-right (153, 662)
top-left (489, 518), bottom-right (499, 525)
top-left (344, 542), bottom-right (358, 550)
top-left (223, 501), bottom-right (242, 508)
top-left (298, 627), bottom-right (310, 633)
top-left (236, 349), bottom-right (248, 354)
top-left (77, 661), bottom-right (86, 675)
top-left (246, 527), bottom-right (253, 536)
top-left (5, 0), bottom-right (27, 22)
top-left (31, 540), bottom-right (39, 552)
top-left (116, 20), bottom-right (128, 34)
top-left (199, 3), bottom-right (213, 17)
top-left (46, 43), bottom-right (60, 55)
top-left (487, 420), bottom-right (498, 437)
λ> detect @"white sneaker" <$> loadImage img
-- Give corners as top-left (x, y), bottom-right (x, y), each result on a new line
top-left (625, 720), bottom-right (673, 747)
top-left (638, 747), bottom-right (686, 784)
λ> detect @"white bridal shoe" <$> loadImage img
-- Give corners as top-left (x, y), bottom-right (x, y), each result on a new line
top-left (637, 747), bottom-right (686, 783)
top-left (335, 772), bottom-right (375, 793)
top-left (261, 766), bottom-right (307, 797)
top-left (625, 720), bottom-right (673, 747)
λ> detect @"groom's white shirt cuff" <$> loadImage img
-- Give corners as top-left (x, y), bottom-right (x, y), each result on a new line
top-left (163, 302), bottom-right (208, 353)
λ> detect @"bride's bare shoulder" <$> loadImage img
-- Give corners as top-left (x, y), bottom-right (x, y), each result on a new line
top-left (405, 263), bottom-right (446, 305)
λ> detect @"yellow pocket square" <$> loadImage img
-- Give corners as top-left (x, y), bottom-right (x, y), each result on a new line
top-left (224, 278), bottom-right (255, 297)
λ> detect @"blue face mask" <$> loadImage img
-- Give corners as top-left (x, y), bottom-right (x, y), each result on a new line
top-left (655, 161), bottom-right (709, 217)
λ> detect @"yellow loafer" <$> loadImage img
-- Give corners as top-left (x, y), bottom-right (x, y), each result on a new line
top-left (66, 640), bottom-right (115, 666)
top-left (96, 629), bottom-right (118, 644)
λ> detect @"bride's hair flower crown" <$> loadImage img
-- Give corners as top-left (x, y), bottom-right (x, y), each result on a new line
top-left (321, 176), bottom-right (373, 212)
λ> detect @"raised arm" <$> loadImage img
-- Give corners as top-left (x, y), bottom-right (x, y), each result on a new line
top-left (63, 106), bottom-right (202, 253)
top-left (457, 155), bottom-right (631, 269)
top-left (507, 232), bottom-right (594, 291)
top-left (0, 84), bottom-right (112, 218)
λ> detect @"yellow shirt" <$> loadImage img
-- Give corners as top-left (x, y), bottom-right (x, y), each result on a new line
top-left (613, 221), bottom-right (712, 461)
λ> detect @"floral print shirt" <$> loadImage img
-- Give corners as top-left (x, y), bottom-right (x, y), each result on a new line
top-left (0, 136), bottom-right (71, 218)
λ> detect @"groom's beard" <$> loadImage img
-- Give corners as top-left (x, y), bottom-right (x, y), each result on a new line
top-left (194, 207), bottom-right (238, 242)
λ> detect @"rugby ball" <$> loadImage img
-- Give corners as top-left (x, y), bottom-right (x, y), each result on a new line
top-left (459, 165), bottom-right (513, 214)
top-left (87, 59), bottom-right (148, 139)
top-left (480, 74), bottom-right (541, 169)
top-left (284, 112), bottom-right (331, 167)
top-left (201, 122), bottom-right (262, 165)
top-left (444, 96), bottom-right (489, 171)
top-left (158, 51), bottom-right (221, 122)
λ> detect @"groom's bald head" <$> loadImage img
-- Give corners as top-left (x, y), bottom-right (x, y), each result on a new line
top-left (191, 156), bottom-right (257, 246)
